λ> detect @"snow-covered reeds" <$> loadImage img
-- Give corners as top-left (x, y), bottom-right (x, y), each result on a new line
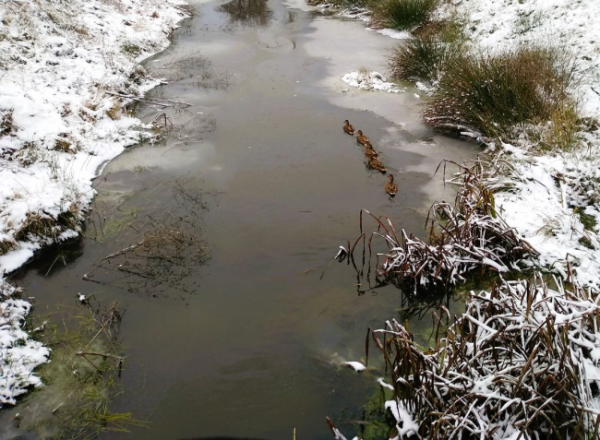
top-left (365, 274), bottom-right (600, 439)
top-left (343, 158), bottom-right (538, 293)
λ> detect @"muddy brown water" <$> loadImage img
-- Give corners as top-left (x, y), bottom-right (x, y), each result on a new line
top-left (1, 0), bottom-right (479, 439)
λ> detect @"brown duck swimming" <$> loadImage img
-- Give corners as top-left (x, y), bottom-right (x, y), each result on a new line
top-left (356, 130), bottom-right (372, 148)
top-left (385, 174), bottom-right (398, 196)
top-left (343, 120), bottom-right (355, 135)
top-left (364, 144), bottom-right (379, 160)
top-left (368, 157), bottom-right (387, 173)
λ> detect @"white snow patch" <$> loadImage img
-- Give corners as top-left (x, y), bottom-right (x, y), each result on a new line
top-left (368, 27), bottom-right (411, 40)
top-left (0, 280), bottom-right (50, 407)
top-left (343, 361), bottom-right (366, 372)
top-left (341, 70), bottom-right (403, 93)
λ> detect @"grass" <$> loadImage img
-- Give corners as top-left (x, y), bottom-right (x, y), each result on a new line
top-left (121, 42), bottom-right (141, 57)
top-left (370, 0), bottom-right (438, 31)
top-left (388, 32), bottom-right (461, 82)
top-left (0, 108), bottom-right (14, 137)
top-left (423, 45), bottom-right (579, 140)
top-left (0, 238), bottom-right (16, 256)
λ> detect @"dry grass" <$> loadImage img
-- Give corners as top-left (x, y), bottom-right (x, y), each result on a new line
top-left (0, 109), bottom-right (15, 137)
top-left (14, 204), bottom-right (81, 242)
top-left (106, 102), bottom-right (122, 120)
top-left (54, 133), bottom-right (75, 153)
top-left (423, 45), bottom-right (578, 140)
top-left (14, 213), bottom-right (57, 241)
top-left (0, 239), bottom-right (16, 256)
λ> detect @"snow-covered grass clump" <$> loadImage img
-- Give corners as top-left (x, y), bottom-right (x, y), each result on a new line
top-left (0, 0), bottom-right (188, 406)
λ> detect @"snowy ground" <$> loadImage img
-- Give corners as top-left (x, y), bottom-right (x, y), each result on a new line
top-left (0, 0), bottom-right (188, 407)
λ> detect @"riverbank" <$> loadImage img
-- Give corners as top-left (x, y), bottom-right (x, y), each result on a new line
top-left (0, 0), bottom-right (188, 407)
top-left (321, 0), bottom-right (600, 437)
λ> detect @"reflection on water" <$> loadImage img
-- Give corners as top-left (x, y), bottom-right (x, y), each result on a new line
top-left (217, 0), bottom-right (271, 27)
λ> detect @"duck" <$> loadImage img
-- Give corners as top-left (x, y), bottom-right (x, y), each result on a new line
top-left (343, 120), bottom-right (355, 135)
top-left (364, 144), bottom-right (379, 160)
top-left (368, 157), bottom-right (387, 173)
top-left (385, 174), bottom-right (398, 196)
top-left (356, 130), bottom-right (372, 148)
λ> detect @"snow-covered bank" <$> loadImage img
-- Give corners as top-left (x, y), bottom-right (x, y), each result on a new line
top-left (326, 0), bottom-right (600, 437)
top-left (0, 280), bottom-right (49, 407)
top-left (438, 0), bottom-right (600, 290)
top-left (0, 0), bottom-right (188, 406)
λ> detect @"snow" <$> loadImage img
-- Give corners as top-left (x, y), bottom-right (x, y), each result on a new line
top-left (341, 70), bottom-right (403, 93)
top-left (0, 280), bottom-right (49, 408)
top-left (343, 361), bottom-right (366, 372)
top-left (442, 0), bottom-right (600, 117)
top-left (0, 0), bottom-right (188, 406)
top-left (368, 28), bottom-right (410, 40)
top-left (435, 0), bottom-right (600, 291)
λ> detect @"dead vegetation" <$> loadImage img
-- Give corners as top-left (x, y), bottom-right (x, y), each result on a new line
top-left (14, 204), bottom-right (81, 242)
top-left (0, 238), bottom-right (16, 256)
top-left (360, 275), bottom-right (600, 439)
top-left (83, 175), bottom-right (210, 300)
top-left (14, 213), bottom-right (58, 242)
top-left (0, 109), bottom-right (15, 137)
top-left (340, 158), bottom-right (538, 294)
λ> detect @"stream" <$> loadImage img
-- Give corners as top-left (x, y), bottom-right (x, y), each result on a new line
top-left (2, 0), bottom-right (478, 438)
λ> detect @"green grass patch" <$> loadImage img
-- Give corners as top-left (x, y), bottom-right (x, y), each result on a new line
top-left (388, 32), bottom-right (462, 82)
top-left (574, 207), bottom-right (597, 232)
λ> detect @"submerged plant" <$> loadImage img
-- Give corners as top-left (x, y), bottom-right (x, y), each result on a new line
top-left (7, 301), bottom-right (145, 439)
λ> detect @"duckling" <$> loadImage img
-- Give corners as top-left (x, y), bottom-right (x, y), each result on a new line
top-left (364, 144), bottom-right (379, 160)
top-left (356, 130), bottom-right (372, 148)
top-left (368, 157), bottom-right (387, 173)
top-left (385, 174), bottom-right (398, 196)
top-left (343, 120), bottom-right (355, 135)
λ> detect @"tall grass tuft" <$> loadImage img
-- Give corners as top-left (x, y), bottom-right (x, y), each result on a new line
top-left (388, 33), bottom-right (462, 82)
top-left (424, 45), bottom-right (579, 139)
top-left (370, 0), bottom-right (438, 31)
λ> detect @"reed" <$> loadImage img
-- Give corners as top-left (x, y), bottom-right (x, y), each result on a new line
top-left (366, 275), bottom-right (600, 438)
top-left (341, 158), bottom-right (538, 294)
